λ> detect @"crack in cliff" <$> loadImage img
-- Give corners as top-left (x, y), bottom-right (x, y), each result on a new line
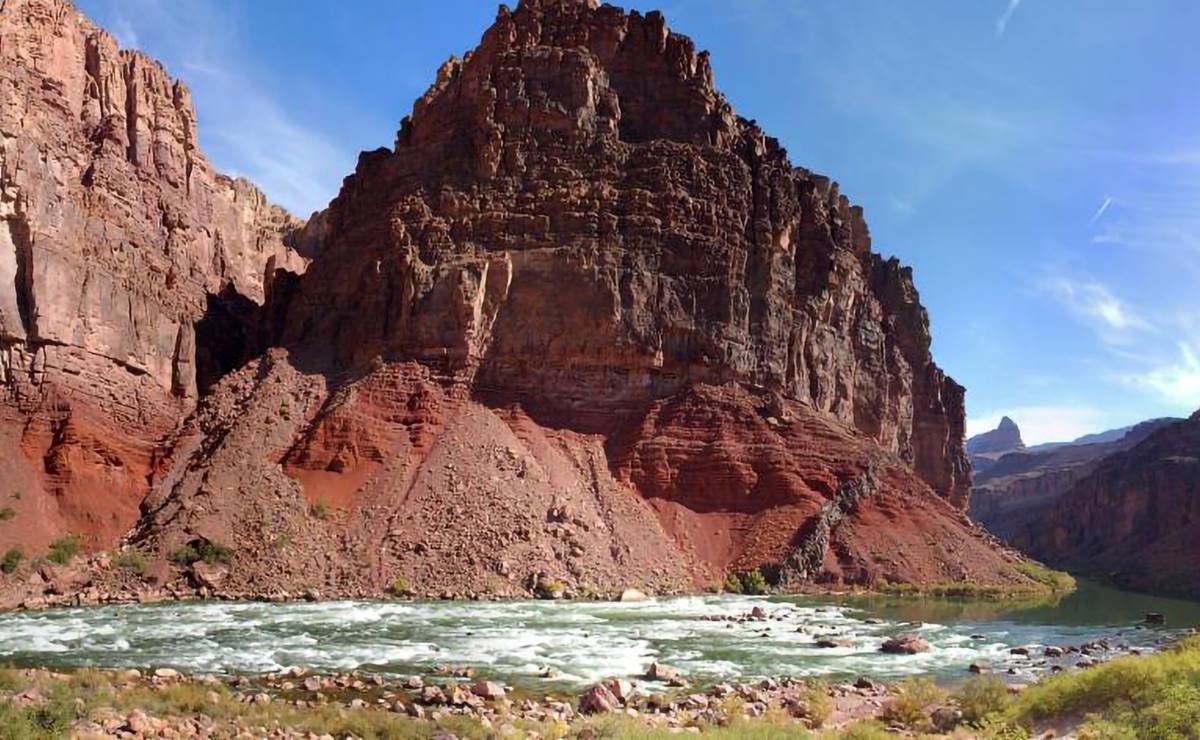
top-left (122, 57), bottom-right (139, 166)
top-left (775, 461), bottom-right (880, 588)
top-left (10, 212), bottom-right (35, 340)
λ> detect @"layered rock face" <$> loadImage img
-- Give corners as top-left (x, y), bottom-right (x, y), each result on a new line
top-left (0, 0), bottom-right (305, 552)
top-left (109, 0), bottom-right (1038, 600)
top-left (1025, 411), bottom-right (1200, 599)
top-left (270, 0), bottom-right (969, 505)
top-left (970, 418), bottom-right (1178, 544)
top-left (0, 0), bottom-right (1043, 604)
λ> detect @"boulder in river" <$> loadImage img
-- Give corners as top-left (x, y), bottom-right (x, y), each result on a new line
top-left (619, 589), bottom-right (649, 603)
top-left (880, 635), bottom-right (931, 654)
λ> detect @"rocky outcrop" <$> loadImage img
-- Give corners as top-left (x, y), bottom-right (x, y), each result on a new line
top-left (1024, 411), bottom-right (1200, 599)
top-left (104, 0), bottom-right (1036, 599)
top-left (970, 418), bottom-right (1179, 544)
top-left (0, 0), bottom-right (305, 553)
top-left (967, 416), bottom-right (1024, 474)
top-left (1, 0), bottom-right (1041, 601)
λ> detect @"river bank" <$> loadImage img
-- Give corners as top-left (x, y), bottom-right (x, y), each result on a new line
top-left (5, 633), bottom-right (1200, 738)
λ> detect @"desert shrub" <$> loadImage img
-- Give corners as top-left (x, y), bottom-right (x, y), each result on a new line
top-left (388, 576), bottom-right (412, 597)
top-left (1, 547), bottom-right (23, 574)
top-left (169, 544), bottom-right (199, 565)
top-left (802, 680), bottom-right (833, 728)
top-left (723, 569), bottom-right (769, 595)
top-left (169, 539), bottom-right (232, 566)
top-left (310, 501), bottom-right (331, 520)
top-left (723, 573), bottom-right (744, 594)
top-left (46, 536), bottom-right (80, 565)
top-left (113, 550), bottom-right (148, 575)
top-left (1015, 562), bottom-right (1076, 593)
top-left (826, 720), bottom-right (892, 740)
top-left (956, 675), bottom-right (1012, 725)
top-left (0, 507), bottom-right (15, 521)
top-left (741, 569), bottom-right (770, 595)
top-left (1003, 635), bottom-right (1200, 737)
top-left (882, 677), bottom-right (947, 731)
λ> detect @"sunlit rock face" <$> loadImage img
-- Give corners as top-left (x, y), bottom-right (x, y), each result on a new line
top-left (1, 0), bottom-right (1038, 604)
top-left (0, 0), bottom-right (304, 551)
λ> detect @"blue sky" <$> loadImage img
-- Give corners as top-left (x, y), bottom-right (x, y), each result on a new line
top-left (77, 0), bottom-right (1200, 444)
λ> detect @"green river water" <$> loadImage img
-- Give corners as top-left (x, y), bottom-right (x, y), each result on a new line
top-left (0, 581), bottom-right (1193, 691)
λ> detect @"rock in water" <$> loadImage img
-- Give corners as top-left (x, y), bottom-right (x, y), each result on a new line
top-left (881, 635), bottom-right (931, 654)
top-left (0, 0), bottom-right (1042, 601)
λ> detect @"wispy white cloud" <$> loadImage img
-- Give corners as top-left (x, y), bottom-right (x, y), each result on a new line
top-left (995, 0), bottom-right (1023, 37)
top-left (968, 404), bottom-right (1110, 446)
top-left (1124, 341), bottom-right (1200, 409)
top-left (1046, 278), bottom-right (1149, 335)
top-left (111, 15), bottom-right (139, 49)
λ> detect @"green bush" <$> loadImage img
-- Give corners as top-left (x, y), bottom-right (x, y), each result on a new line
top-left (723, 573), bottom-right (744, 594)
top-left (1003, 634), bottom-right (1200, 737)
top-left (0, 547), bottom-right (22, 574)
top-left (723, 569), bottom-right (770, 595)
top-left (0, 507), bottom-right (15, 522)
top-left (113, 551), bottom-right (148, 575)
top-left (388, 576), bottom-right (412, 597)
top-left (46, 536), bottom-right (81, 565)
top-left (310, 501), bottom-right (331, 520)
top-left (169, 540), bottom-right (233, 566)
top-left (741, 569), bottom-right (770, 595)
top-left (882, 677), bottom-right (947, 732)
top-left (1015, 561), bottom-right (1076, 593)
top-left (956, 675), bottom-right (1012, 725)
top-left (168, 544), bottom-right (199, 565)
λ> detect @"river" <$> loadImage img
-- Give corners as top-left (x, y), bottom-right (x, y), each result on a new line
top-left (0, 581), bottom-right (1193, 691)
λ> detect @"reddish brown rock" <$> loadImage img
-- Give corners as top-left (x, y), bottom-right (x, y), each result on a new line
top-left (0, 0), bottom-right (305, 555)
top-left (2, 0), bottom-right (1041, 601)
top-left (881, 635), bottom-right (931, 655)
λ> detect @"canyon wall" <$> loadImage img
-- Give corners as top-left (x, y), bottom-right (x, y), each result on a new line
top-left (1025, 411), bottom-right (1200, 599)
top-left (0, 0), bottom-right (304, 552)
top-left (115, 0), bottom-right (1029, 601)
top-left (0, 0), bottom-right (1044, 604)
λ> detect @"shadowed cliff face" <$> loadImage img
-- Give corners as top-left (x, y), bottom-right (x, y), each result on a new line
top-left (969, 418), bottom-right (1180, 544)
top-left (1024, 411), bottom-right (1200, 599)
top-left (0, 0), bottom-right (304, 551)
top-left (0, 0), bottom-right (1036, 606)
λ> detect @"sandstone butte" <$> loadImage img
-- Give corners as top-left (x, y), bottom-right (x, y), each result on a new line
top-left (0, 0), bottom-right (1046, 605)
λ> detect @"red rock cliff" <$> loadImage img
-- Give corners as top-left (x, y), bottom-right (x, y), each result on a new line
top-left (109, 0), bottom-right (1032, 602)
top-left (272, 0), bottom-right (969, 505)
top-left (0, 0), bottom-right (305, 553)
